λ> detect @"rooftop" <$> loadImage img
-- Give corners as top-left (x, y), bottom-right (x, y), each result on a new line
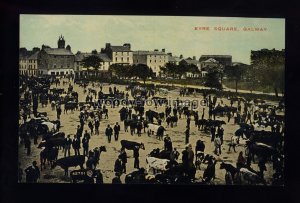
top-left (110, 46), bottom-right (132, 52)
top-left (44, 48), bottom-right (74, 56)
top-left (133, 50), bottom-right (167, 55)
top-left (75, 52), bottom-right (112, 62)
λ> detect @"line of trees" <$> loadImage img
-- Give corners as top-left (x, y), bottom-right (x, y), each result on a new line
top-left (160, 61), bottom-right (200, 79)
top-left (109, 63), bottom-right (155, 84)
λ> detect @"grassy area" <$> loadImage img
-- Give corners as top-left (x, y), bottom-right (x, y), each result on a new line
top-left (222, 80), bottom-right (275, 93)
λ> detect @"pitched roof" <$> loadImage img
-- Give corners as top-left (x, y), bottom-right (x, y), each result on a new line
top-left (133, 50), bottom-right (167, 55)
top-left (184, 58), bottom-right (200, 65)
top-left (203, 58), bottom-right (219, 63)
top-left (75, 52), bottom-right (112, 62)
top-left (200, 55), bottom-right (232, 58)
top-left (110, 46), bottom-right (132, 52)
top-left (44, 48), bottom-right (74, 56)
top-left (168, 55), bottom-right (181, 62)
top-left (28, 51), bottom-right (40, 60)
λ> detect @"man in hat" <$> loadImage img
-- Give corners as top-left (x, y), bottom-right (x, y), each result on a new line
top-left (64, 135), bottom-right (72, 157)
top-left (72, 134), bottom-right (81, 156)
top-left (24, 161), bottom-right (40, 183)
top-left (105, 124), bottom-right (113, 143)
top-left (119, 147), bottom-right (127, 174)
top-left (133, 146), bottom-right (140, 169)
top-left (185, 126), bottom-right (190, 144)
top-left (114, 122), bottom-right (121, 141)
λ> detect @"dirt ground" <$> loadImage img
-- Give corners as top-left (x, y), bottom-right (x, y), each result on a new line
top-left (18, 78), bottom-right (279, 184)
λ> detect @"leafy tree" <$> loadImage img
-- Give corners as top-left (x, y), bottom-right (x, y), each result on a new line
top-left (251, 50), bottom-right (285, 97)
top-left (82, 55), bottom-right (103, 77)
top-left (204, 68), bottom-right (222, 90)
top-left (91, 49), bottom-right (98, 54)
top-left (131, 64), bottom-right (152, 84)
top-left (109, 64), bottom-right (130, 79)
top-left (224, 64), bottom-right (247, 93)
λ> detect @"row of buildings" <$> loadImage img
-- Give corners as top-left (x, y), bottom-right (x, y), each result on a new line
top-left (20, 35), bottom-right (235, 78)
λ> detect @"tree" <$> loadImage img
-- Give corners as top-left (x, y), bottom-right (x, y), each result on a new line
top-left (82, 55), bottom-right (103, 77)
top-left (224, 64), bottom-right (247, 93)
top-left (131, 64), bottom-right (152, 84)
top-left (91, 49), bottom-right (98, 54)
top-left (109, 64), bottom-right (130, 79)
top-left (251, 50), bottom-right (285, 97)
top-left (204, 68), bottom-right (222, 90)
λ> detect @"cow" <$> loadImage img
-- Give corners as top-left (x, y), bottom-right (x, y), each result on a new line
top-left (52, 155), bottom-right (85, 176)
top-left (64, 101), bottom-right (78, 114)
top-left (120, 140), bottom-right (145, 150)
top-left (245, 141), bottom-right (279, 162)
top-left (124, 168), bottom-right (147, 184)
top-left (40, 147), bottom-right (59, 170)
top-left (146, 156), bottom-right (171, 174)
top-left (38, 137), bottom-right (65, 149)
top-left (166, 116), bottom-right (178, 127)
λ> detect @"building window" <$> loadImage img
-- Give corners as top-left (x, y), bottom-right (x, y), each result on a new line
top-left (127, 57), bottom-right (129, 62)
top-left (155, 60), bottom-right (156, 63)
top-left (121, 57), bottom-right (123, 62)
top-left (150, 60), bottom-right (152, 63)
top-left (115, 57), bottom-right (118, 62)
top-left (116, 52), bottom-right (118, 55)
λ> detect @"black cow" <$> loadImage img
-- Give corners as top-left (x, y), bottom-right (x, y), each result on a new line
top-left (64, 101), bottom-right (78, 114)
top-left (40, 147), bottom-right (59, 170)
top-left (52, 155), bottom-right (85, 176)
top-left (38, 137), bottom-right (65, 149)
top-left (245, 141), bottom-right (278, 162)
top-left (120, 140), bottom-right (145, 150)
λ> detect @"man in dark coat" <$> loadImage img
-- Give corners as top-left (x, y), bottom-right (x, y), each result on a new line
top-left (114, 122), bottom-right (121, 141)
top-left (82, 135), bottom-right (89, 156)
top-left (182, 147), bottom-right (189, 170)
top-left (185, 126), bottom-right (190, 144)
top-left (105, 124), bottom-right (113, 143)
top-left (114, 156), bottom-right (123, 174)
top-left (64, 134), bottom-right (72, 157)
top-left (133, 146), bottom-right (140, 169)
top-left (95, 118), bottom-right (100, 135)
top-left (119, 148), bottom-right (127, 174)
top-left (72, 135), bottom-right (81, 156)
top-left (24, 161), bottom-right (40, 183)
top-left (211, 126), bottom-right (216, 142)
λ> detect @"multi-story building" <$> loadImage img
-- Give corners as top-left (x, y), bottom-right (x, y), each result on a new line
top-left (101, 43), bottom-right (133, 65)
top-left (74, 52), bottom-right (112, 78)
top-left (199, 55), bottom-right (232, 67)
top-left (38, 36), bottom-right (75, 76)
top-left (200, 58), bottom-right (223, 77)
top-left (27, 51), bottom-right (40, 76)
top-left (180, 56), bottom-right (202, 78)
top-left (167, 53), bottom-right (182, 65)
top-left (19, 47), bottom-right (40, 76)
top-left (133, 49), bottom-right (169, 76)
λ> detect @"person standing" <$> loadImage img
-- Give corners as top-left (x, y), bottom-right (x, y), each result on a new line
top-left (133, 146), bottom-right (140, 169)
top-left (210, 126), bottom-right (216, 142)
top-left (114, 156), bottom-right (123, 175)
top-left (88, 120), bottom-right (94, 136)
top-left (64, 135), bottom-right (72, 157)
top-left (56, 104), bottom-right (62, 120)
top-left (217, 126), bottom-right (224, 145)
top-left (185, 126), bottom-right (190, 144)
top-left (227, 111), bottom-right (231, 123)
top-left (214, 135), bottom-right (222, 156)
top-left (24, 133), bottom-right (31, 156)
top-left (105, 124), bottom-right (113, 143)
top-left (24, 161), bottom-right (40, 183)
top-left (182, 147), bottom-right (189, 171)
top-left (72, 135), bottom-right (80, 156)
top-left (95, 117), bottom-right (100, 135)
top-left (119, 148), bottom-right (127, 174)
top-left (82, 135), bottom-right (89, 157)
top-left (114, 122), bottom-right (120, 141)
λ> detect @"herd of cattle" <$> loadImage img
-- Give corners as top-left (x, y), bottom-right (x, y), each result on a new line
top-left (19, 75), bottom-right (285, 185)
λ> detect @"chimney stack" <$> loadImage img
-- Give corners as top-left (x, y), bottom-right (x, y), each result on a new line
top-left (180, 54), bottom-right (183, 59)
top-left (193, 56), bottom-right (196, 60)
top-left (162, 48), bottom-right (165, 52)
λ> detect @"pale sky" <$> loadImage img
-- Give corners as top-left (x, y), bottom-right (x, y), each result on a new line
top-left (20, 15), bottom-right (285, 64)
